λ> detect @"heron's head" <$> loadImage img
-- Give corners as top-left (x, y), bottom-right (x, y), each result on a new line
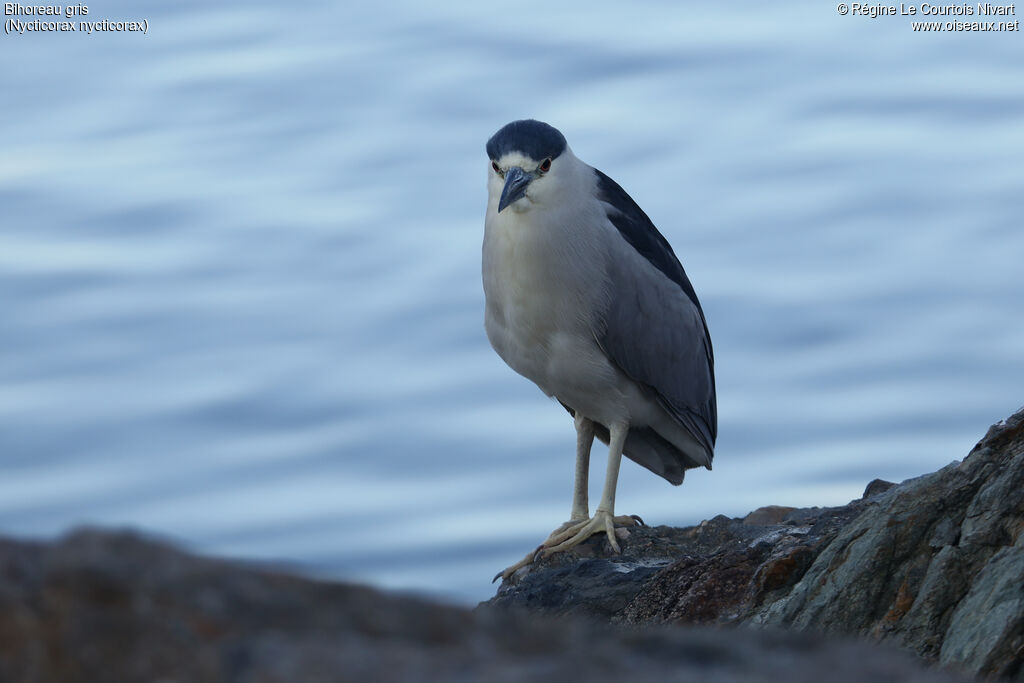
top-left (486, 119), bottom-right (569, 214)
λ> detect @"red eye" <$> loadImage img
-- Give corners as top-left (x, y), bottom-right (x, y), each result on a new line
top-left (539, 158), bottom-right (552, 173)
top-left (491, 161), bottom-right (501, 173)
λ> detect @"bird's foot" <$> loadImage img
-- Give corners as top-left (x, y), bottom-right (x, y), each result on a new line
top-left (493, 547), bottom-right (543, 583)
top-left (540, 509), bottom-right (642, 556)
top-left (492, 512), bottom-right (644, 583)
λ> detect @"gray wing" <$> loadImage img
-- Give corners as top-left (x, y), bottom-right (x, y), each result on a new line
top-left (593, 169), bottom-right (717, 460)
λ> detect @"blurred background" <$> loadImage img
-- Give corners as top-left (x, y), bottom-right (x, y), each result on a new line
top-left (1, 0), bottom-right (1022, 604)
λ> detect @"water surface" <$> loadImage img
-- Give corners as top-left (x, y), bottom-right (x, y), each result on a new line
top-left (2, 1), bottom-right (1022, 602)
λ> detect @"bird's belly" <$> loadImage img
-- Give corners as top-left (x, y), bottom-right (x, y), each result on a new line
top-left (483, 208), bottom-right (632, 426)
top-left (545, 333), bottom-right (630, 425)
top-left (486, 302), bottom-right (628, 426)
top-left (487, 302), bottom-right (677, 436)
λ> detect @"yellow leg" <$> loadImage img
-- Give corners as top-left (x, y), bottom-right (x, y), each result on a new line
top-left (570, 412), bottom-right (593, 521)
top-left (542, 421), bottom-right (629, 554)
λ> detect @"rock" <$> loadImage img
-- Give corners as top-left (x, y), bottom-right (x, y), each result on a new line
top-left (0, 529), bottom-right (963, 683)
top-left (863, 478), bottom-right (897, 498)
top-left (742, 505), bottom-right (796, 525)
top-left (487, 501), bottom-right (864, 625)
top-left (2, 409), bottom-right (1020, 681)
top-left (487, 407), bottom-right (1024, 679)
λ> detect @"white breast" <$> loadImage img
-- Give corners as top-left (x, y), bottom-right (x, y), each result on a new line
top-left (482, 168), bottom-right (629, 425)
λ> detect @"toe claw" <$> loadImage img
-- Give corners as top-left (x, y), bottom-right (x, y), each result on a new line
top-left (632, 514), bottom-right (645, 526)
top-left (605, 522), bottom-right (620, 553)
top-left (494, 544), bottom-right (549, 584)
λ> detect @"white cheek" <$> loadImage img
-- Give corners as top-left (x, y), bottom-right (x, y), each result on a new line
top-left (529, 177), bottom-right (557, 205)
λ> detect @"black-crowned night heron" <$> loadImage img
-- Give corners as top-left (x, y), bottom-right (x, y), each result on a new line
top-left (483, 120), bottom-right (717, 581)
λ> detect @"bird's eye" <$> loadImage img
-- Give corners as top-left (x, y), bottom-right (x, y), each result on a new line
top-left (539, 158), bottom-right (552, 173)
top-left (491, 161), bottom-right (502, 174)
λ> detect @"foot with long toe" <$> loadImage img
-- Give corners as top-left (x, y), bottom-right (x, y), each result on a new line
top-left (493, 517), bottom-right (588, 582)
top-left (493, 546), bottom-right (543, 583)
top-left (493, 519), bottom-right (585, 582)
top-left (540, 509), bottom-right (643, 556)
top-left (492, 514), bottom-right (643, 583)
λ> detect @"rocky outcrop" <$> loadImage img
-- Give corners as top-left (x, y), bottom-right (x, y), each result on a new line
top-left (485, 503), bottom-right (866, 624)
top-left (487, 407), bottom-right (1024, 679)
top-left (0, 530), bottom-right (962, 682)
top-left (1, 409), bottom-right (1018, 681)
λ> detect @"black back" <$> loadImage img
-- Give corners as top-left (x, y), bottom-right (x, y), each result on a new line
top-left (594, 169), bottom-right (706, 326)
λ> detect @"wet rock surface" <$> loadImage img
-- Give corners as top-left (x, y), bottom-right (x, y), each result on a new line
top-left (487, 407), bottom-right (1024, 680)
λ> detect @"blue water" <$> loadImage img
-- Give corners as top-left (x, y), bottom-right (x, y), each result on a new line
top-left (2, 1), bottom-right (1022, 603)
